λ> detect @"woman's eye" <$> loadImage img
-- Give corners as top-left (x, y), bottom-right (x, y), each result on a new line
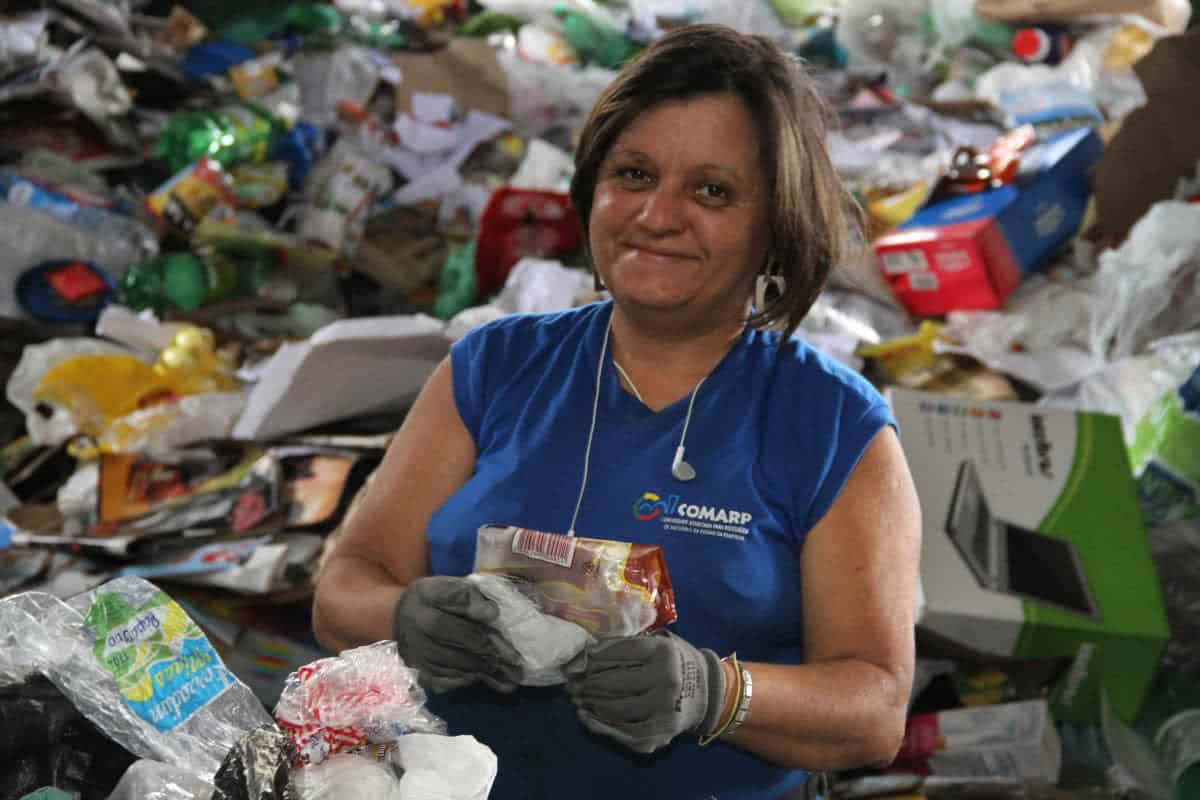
top-left (616, 167), bottom-right (651, 183)
top-left (698, 183), bottom-right (729, 202)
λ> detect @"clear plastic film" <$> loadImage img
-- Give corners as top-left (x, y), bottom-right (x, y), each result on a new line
top-left (107, 759), bottom-right (217, 800)
top-left (466, 573), bottom-right (594, 686)
top-left (273, 641), bottom-right (446, 767)
top-left (1148, 519), bottom-right (1200, 684)
top-left (0, 577), bottom-right (274, 783)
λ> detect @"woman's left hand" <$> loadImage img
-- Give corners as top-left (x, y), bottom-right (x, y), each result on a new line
top-left (564, 631), bottom-right (726, 754)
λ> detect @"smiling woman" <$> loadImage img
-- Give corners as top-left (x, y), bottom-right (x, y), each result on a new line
top-left (313, 23), bottom-right (922, 800)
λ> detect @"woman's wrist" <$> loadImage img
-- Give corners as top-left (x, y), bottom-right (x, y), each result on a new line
top-left (719, 659), bottom-right (739, 725)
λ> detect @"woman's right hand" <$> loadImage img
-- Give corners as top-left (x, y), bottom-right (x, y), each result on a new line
top-left (393, 575), bottom-right (523, 693)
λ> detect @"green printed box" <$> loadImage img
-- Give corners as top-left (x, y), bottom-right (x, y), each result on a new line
top-left (889, 388), bottom-right (1169, 723)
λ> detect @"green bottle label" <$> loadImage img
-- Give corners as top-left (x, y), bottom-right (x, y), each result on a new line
top-left (85, 589), bottom-right (236, 732)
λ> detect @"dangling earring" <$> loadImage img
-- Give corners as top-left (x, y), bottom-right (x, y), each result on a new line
top-left (755, 259), bottom-right (786, 310)
top-left (594, 270), bottom-right (606, 292)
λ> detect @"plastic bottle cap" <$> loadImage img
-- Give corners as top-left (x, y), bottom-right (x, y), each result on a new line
top-left (1012, 28), bottom-right (1051, 62)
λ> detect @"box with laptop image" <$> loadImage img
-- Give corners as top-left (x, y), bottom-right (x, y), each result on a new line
top-left (888, 388), bottom-right (1169, 724)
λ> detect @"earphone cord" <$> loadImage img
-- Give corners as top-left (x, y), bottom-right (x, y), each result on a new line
top-left (678, 375), bottom-right (705, 452)
top-left (567, 313), bottom-right (612, 537)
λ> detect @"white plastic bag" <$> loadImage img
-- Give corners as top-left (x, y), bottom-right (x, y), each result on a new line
top-left (292, 753), bottom-right (405, 800)
top-left (1088, 202), bottom-right (1200, 362)
top-left (392, 733), bottom-right (499, 800)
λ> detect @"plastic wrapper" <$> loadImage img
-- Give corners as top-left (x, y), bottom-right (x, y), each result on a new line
top-left (0, 577), bottom-right (274, 784)
top-left (273, 641), bottom-right (446, 767)
top-left (211, 725), bottom-right (295, 800)
top-left (497, 48), bottom-right (614, 139)
top-left (292, 753), bottom-right (403, 800)
top-left (1088, 202), bottom-right (1200, 363)
top-left (466, 573), bottom-right (594, 685)
top-left (0, 12), bottom-right (50, 75)
top-left (473, 524), bottom-right (677, 638)
top-left (1058, 331), bottom-right (1200, 444)
top-left (107, 759), bottom-right (216, 800)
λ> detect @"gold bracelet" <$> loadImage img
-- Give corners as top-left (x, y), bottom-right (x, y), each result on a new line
top-left (698, 652), bottom-right (742, 747)
top-left (723, 658), bottom-right (753, 737)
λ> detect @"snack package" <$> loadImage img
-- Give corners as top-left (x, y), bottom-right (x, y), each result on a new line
top-left (472, 524), bottom-right (677, 638)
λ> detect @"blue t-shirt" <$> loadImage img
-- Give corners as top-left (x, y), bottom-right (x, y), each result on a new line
top-left (426, 301), bottom-right (894, 800)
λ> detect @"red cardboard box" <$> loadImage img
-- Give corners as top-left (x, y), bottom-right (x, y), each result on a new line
top-left (875, 127), bottom-right (1102, 317)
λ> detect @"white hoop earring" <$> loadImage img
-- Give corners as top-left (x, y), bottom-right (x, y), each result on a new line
top-left (755, 264), bottom-right (786, 311)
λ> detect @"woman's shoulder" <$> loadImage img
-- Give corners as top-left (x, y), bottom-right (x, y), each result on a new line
top-left (457, 303), bottom-right (606, 356)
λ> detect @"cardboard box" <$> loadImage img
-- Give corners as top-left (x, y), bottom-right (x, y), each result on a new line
top-left (890, 388), bottom-right (1169, 723)
top-left (875, 127), bottom-right (1103, 317)
top-left (896, 700), bottom-right (1062, 782)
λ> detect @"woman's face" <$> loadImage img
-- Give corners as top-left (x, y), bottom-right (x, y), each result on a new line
top-left (588, 93), bottom-right (772, 329)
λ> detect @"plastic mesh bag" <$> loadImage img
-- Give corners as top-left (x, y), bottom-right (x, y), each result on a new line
top-left (0, 576), bottom-right (273, 783)
top-left (273, 641), bottom-right (445, 766)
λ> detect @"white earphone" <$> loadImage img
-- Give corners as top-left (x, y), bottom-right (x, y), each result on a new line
top-left (671, 445), bottom-right (696, 481)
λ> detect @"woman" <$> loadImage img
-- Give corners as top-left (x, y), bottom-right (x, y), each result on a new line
top-left (313, 24), bottom-right (922, 800)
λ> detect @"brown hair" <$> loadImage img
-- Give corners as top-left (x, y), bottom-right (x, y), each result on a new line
top-left (570, 24), bottom-right (862, 340)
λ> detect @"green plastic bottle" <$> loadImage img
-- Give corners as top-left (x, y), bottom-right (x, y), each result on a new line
top-left (553, 2), bottom-right (637, 69)
top-left (157, 105), bottom-right (276, 174)
top-left (434, 240), bottom-right (478, 320)
top-left (119, 252), bottom-right (263, 313)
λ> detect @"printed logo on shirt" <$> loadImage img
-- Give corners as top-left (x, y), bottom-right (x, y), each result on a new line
top-left (632, 491), bottom-right (753, 541)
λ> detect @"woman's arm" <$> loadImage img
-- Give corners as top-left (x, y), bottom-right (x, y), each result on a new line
top-left (723, 426), bottom-right (922, 770)
top-left (312, 357), bottom-right (478, 653)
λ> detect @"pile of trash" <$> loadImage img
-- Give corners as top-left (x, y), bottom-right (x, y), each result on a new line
top-left (1, 0), bottom-right (1199, 798)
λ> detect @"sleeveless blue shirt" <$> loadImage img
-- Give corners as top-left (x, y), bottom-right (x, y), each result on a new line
top-left (425, 301), bottom-right (894, 800)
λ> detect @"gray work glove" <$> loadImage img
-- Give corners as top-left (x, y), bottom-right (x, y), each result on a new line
top-left (564, 630), bottom-right (727, 754)
top-left (393, 576), bottom-right (522, 694)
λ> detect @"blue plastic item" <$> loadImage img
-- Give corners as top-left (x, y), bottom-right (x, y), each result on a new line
top-left (181, 40), bottom-right (256, 80)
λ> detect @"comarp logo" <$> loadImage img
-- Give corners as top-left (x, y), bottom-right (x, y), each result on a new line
top-left (633, 491), bottom-right (672, 521)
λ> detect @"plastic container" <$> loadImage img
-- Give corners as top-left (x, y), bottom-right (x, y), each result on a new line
top-left (553, 2), bottom-right (637, 68)
top-left (157, 104), bottom-right (276, 173)
top-left (119, 252), bottom-right (266, 313)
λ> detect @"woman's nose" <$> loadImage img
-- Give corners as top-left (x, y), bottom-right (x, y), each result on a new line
top-left (635, 186), bottom-right (687, 234)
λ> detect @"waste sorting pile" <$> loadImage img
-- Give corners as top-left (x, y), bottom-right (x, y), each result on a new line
top-left (0, 0), bottom-right (1198, 797)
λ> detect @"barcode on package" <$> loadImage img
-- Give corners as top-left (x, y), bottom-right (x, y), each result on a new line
top-left (908, 272), bottom-right (939, 291)
top-left (881, 250), bottom-right (929, 275)
top-left (511, 528), bottom-right (577, 567)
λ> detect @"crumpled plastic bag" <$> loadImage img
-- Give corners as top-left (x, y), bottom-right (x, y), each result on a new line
top-left (1147, 518), bottom-right (1200, 688)
top-left (211, 725), bottom-right (296, 800)
top-left (1089, 202), bottom-right (1200, 363)
top-left (106, 759), bottom-right (216, 800)
top-left (0, 577), bottom-right (274, 784)
top-left (1052, 331), bottom-right (1200, 444)
top-left (273, 641), bottom-right (445, 767)
top-left (467, 573), bottom-right (594, 685)
top-left (392, 734), bottom-right (498, 800)
top-left (0, 676), bottom-right (137, 800)
top-left (292, 753), bottom-right (403, 800)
